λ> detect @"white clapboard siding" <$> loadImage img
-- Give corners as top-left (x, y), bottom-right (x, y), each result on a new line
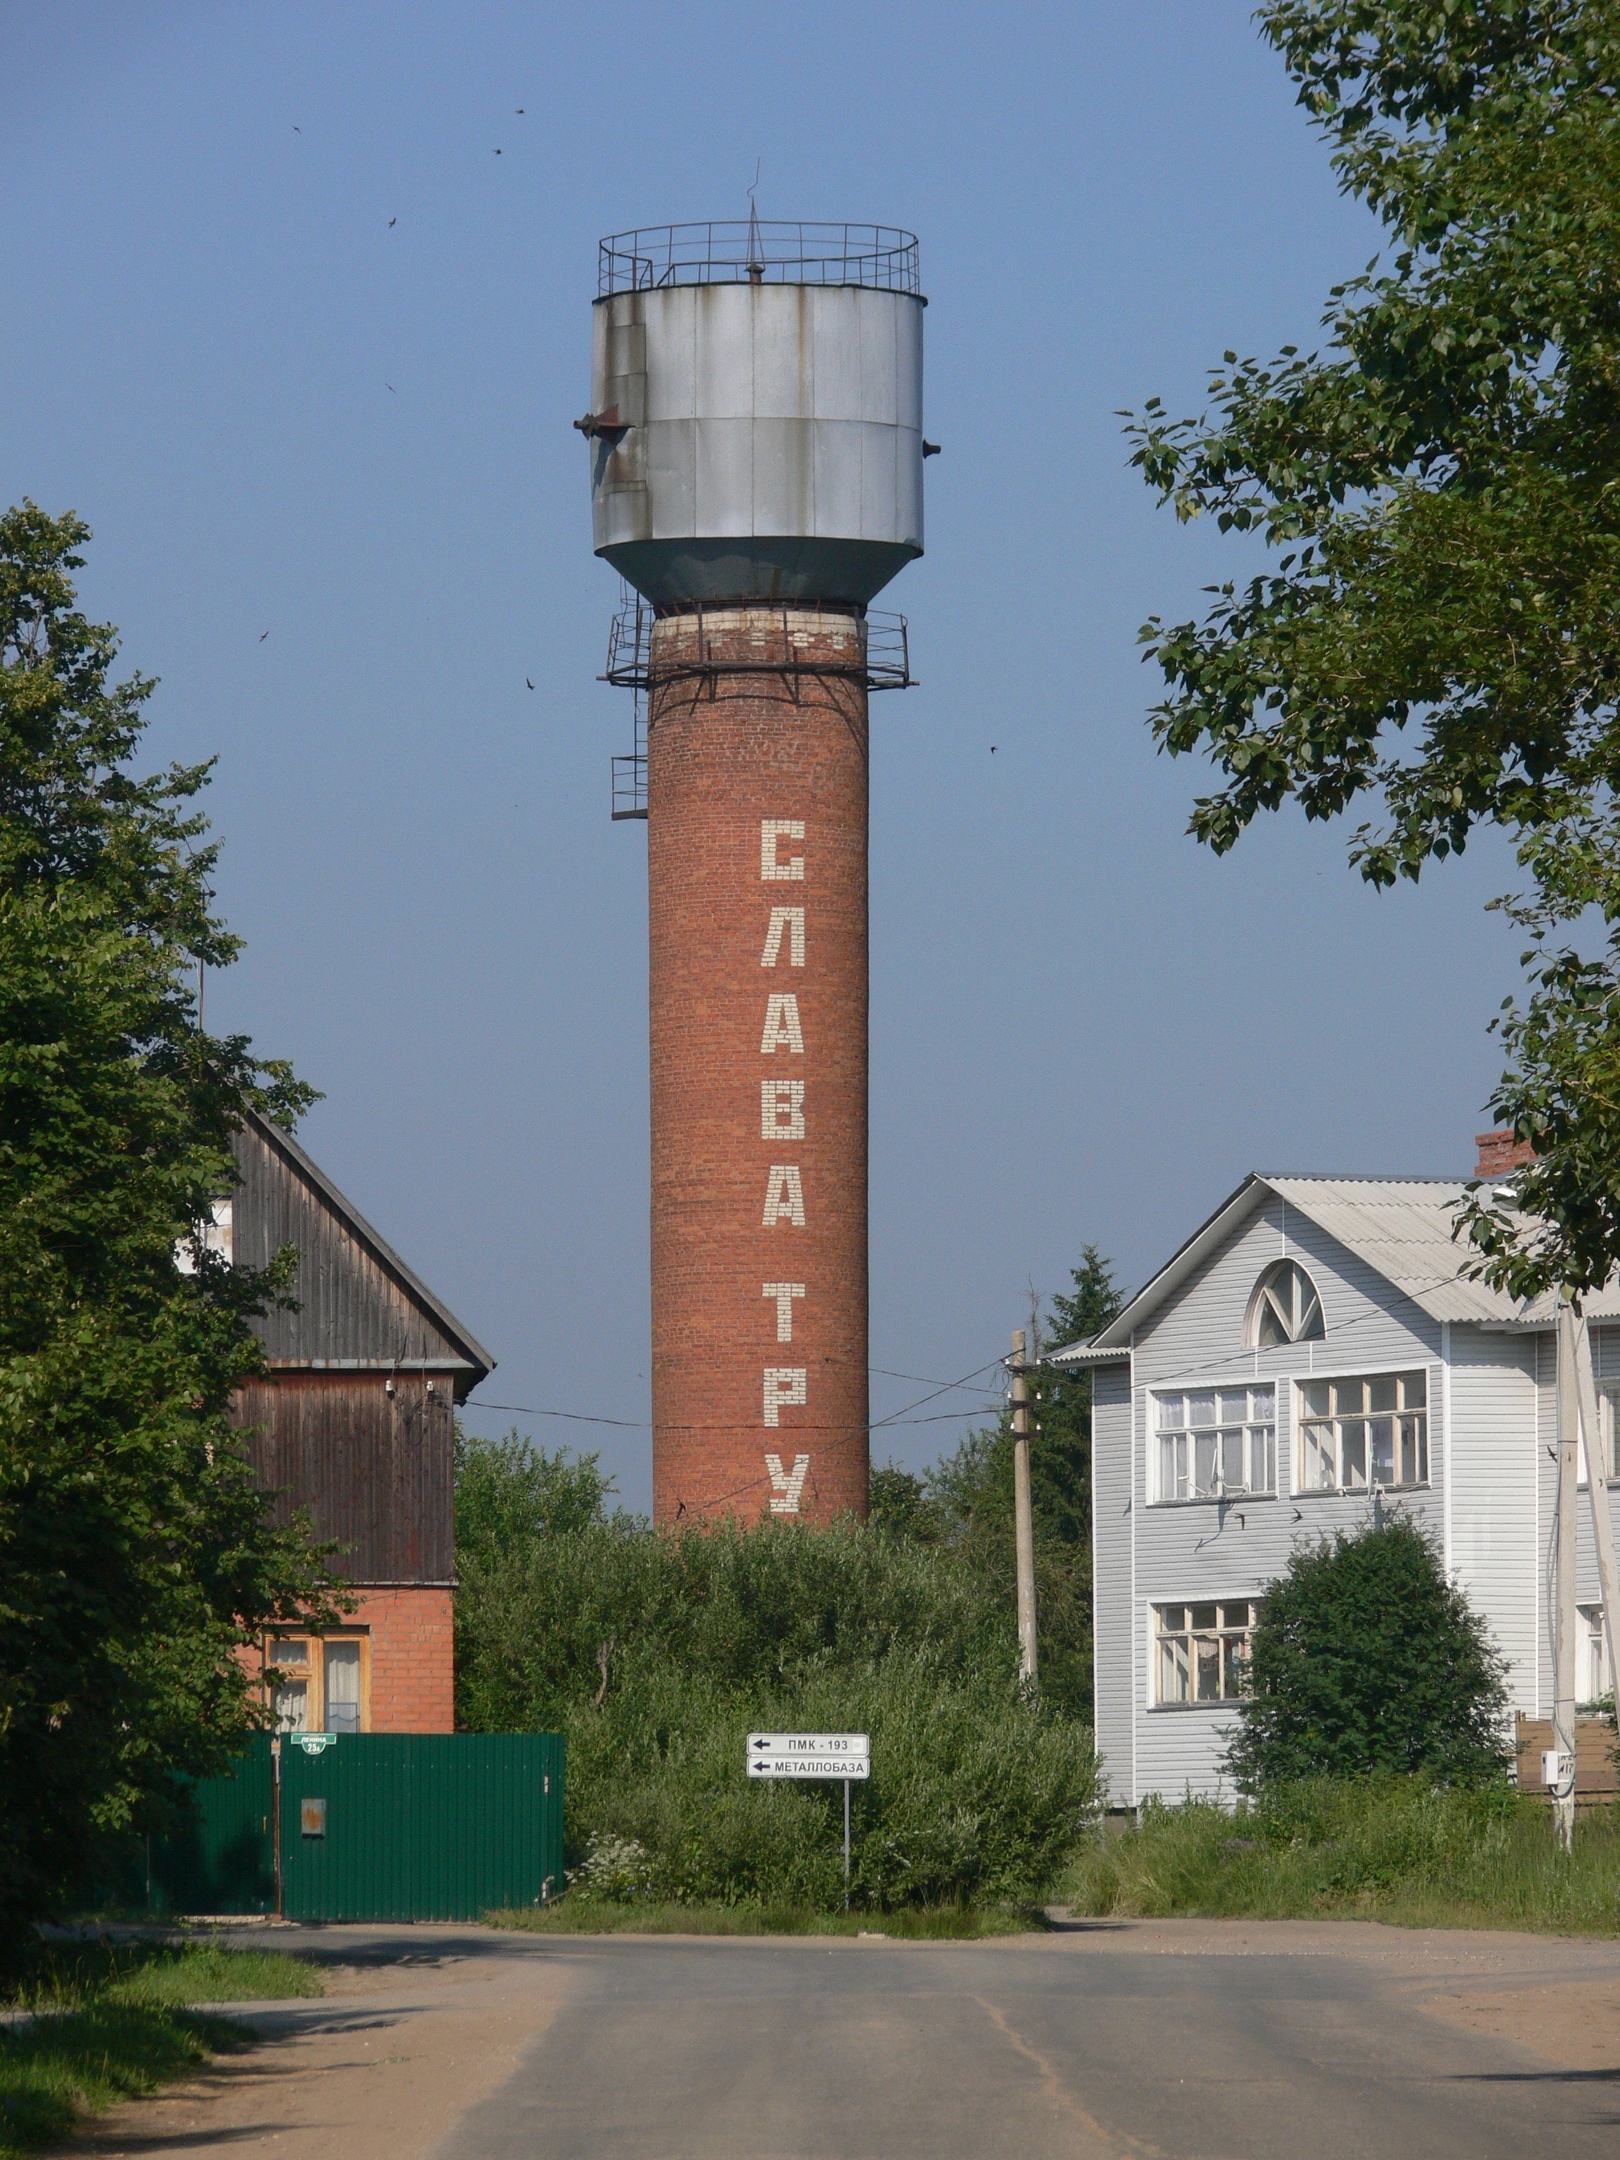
top-left (1531, 1322), bottom-right (1613, 1708)
top-left (1447, 1330), bottom-right (1538, 1711)
top-left (1126, 1193), bottom-right (1445, 1805)
top-left (1090, 1361), bottom-right (1135, 1807)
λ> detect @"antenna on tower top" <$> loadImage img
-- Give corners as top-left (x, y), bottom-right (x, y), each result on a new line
top-left (746, 159), bottom-right (763, 281)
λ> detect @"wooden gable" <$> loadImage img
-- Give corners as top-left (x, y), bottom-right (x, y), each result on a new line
top-left (230, 1111), bottom-right (493, 1395)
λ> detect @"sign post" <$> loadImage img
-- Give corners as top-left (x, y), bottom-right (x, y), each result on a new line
top-left (843, 1776), bottom-right (851, 1909)
top-left (745, 1733), bottom-right (869, 1909)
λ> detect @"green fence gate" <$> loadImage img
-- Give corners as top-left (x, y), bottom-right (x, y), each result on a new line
top-left (142, 1732), bottom-right (563, 1922)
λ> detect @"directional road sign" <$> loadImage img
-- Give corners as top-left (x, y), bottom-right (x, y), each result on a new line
top-left (746, 1732), bottom-right (870, 1779)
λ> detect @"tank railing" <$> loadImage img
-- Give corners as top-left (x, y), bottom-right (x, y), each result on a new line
top-left (601, 596), bottom-right (914, 694)
top-left (863, 615), bottom-right (912, 692)
top-left (598, 222), bottom-right (919, 297)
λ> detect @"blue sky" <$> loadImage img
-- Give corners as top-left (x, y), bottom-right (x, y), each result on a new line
top-left (2, 3), bottom-right (1520, 1509)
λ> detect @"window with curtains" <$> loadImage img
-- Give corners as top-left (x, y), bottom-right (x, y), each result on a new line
top-left (1297, 1371), bottom-right (1428, 1492)
top-left (1153, 1602), bottom-right (1256, 1706)
top-left (1153, 1386), bottom-right (1277, 1501)
top-left (266, 1634), bottom-right (368, 1733)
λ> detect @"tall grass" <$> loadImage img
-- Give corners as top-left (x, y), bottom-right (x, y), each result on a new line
top-left (1, 1940), bottom-right (321, 2013)
top-left (0, 2003), bottom-right (239, 2155)
top-left (454, 1442), bottom-right (1099, 1910)
top-left (1067, 1777), bottom-right (1620, 1934)
top-left (0, 1941), bottom-right (319, 2156)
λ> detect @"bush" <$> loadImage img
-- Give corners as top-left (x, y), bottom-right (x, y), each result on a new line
top-left (453, 1433), bottom-right (1099, 1910)
top-left (1224, 1515), bottom-right (1510, 1792)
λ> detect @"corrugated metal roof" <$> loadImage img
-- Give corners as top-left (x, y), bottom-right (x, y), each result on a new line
top-left (1047, 1172), bottom-right (1620, 1364)
top-left (235, 1109), bottom-right (496, 1389)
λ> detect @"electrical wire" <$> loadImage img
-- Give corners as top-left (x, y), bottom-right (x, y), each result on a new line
top-left (1059, 1274), bottom-right (1479, 1390)
top-left (461, 1353), bottom-right (1009, 1438)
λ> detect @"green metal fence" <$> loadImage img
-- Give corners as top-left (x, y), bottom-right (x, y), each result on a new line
top-left (142, 1732), bottom-right (563, 1922)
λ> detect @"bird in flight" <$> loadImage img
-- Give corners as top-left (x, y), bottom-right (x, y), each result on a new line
top-left (526, 677), bottom-right (535, 690)
top-left (516, 107), bottom-right (524, 113)
top-left (389, 216), bottom-right (396, 227)
top-left (990, 744), bottom-right (997, 753)
top-left (386, 383), bottom-right (397, 394)
top-left (494, 146), bottom-right (502, 154)
top-left (259, 630), bottom-right (269, 642)
top-left (293, 125), bottom-right (301, 133)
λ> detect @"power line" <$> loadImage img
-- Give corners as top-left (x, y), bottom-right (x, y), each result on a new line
top-left (461, 1354), bottom-right (1008, 1440)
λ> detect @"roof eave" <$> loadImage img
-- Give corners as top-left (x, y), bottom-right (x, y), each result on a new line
top-left (242, 1107), bottom-right (498, 1383)
top-left (1083, 1174), bottom-right (1272, 1349)
top-left (1045, 1342), bottom-right (1132, 1368)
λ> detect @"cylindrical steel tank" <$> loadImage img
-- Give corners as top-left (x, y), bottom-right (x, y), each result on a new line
top-left (583, 223), bottom-right (926, 1527)
top-left (586, 224), bottom-right (924, 610)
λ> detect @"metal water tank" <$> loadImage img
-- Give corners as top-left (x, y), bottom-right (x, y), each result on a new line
top-left (580, 222), bottom-right (925, 610)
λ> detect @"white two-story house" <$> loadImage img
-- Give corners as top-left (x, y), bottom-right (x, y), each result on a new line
top-left (1052, 1137), bottom-right (1620, 1808)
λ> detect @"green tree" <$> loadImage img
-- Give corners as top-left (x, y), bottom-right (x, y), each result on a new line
top-left (892, 1248), bottom-right (1127, 1715)
top-left (866, 1461), bottom-right (942, 1542)
top-left (0, 503), bottom-right (333, 1931)
top-left (1125, 2), bottom-right (1620, 1298)
top-left (1224, 1516), bottom-right (1510, 1790)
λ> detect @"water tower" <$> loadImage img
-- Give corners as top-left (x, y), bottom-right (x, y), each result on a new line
top-left (578, 218), bottom-right (928, 1526)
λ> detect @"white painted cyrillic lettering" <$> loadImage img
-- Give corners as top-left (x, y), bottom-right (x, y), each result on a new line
top-left (763, 1370), bottom-right (807, 1431)
top-left (760, 906), bottom-right (805, 968)
top-left (760, 1079), bottom-right (805, 1140)
top-left (760, 993), bottom-right (804, 1054)
top-left (765, 1450), bottom-right (811, 1514)
top-left (760, 819), bottom-right (805, 881)
top-left (762, 1164), bottom-right (806, 1227)
top-left (762, 1282), bottom-right (806, 1342)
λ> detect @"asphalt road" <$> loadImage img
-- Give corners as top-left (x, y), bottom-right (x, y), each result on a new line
top-left (78, 1919), bottom-right (1620, 2160)
top-left (435, 1927), bottom-right (1618, 2160)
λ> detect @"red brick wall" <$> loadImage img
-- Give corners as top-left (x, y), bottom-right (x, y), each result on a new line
top-left (240, 1584), bottom-right (454, 1734)
top-left (1475, 1127), bottom-right (1534, 1179)
top-left (350, 1586), bottom-right (455, 1732)
top-left (646, 607), bottom-right (870, 1526)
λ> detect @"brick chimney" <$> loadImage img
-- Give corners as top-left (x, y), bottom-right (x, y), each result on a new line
top-left (1475, 1126), bottom-right (1534, 1179)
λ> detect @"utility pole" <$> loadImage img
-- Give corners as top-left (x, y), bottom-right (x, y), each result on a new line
top-left (1010, 1328), bottom-right (1037, 1692)
top-left (1552, 1300), bottom-right (1581, 1851)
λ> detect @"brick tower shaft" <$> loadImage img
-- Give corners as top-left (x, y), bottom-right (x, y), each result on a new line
top-left (647, 608), bottom-right (869, 1525)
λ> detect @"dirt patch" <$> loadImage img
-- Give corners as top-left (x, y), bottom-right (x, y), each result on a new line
top-left (1416, 1976), bottom-right (1620, 2073)
top-left (60, 1956), bottom-right (574, 2160)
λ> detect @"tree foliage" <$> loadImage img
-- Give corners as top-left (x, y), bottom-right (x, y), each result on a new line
top-left (0, 503), bottom-right (333, 1929)
top-left (1125, 2), bottom-right (1620, 1296)
top-left (1223, 1516), bottom-right (1510, 1791)
top-left (452, 1432), bottom-right (1098, 1909)
top-left (869, 1248), bottom-right (1126, 1716)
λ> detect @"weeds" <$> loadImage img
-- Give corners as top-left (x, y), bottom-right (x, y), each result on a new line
top-left (486, 1900), bottom-right (1042, 1939)
top-left (1065, 1777), bottom-right (1620, 1934)
top-left (0, 1940), bottom-right (320, 2156)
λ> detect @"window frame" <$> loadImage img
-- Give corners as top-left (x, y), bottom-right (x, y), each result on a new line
top-left (265, 1631), bottom-right (371, 1735)
top-left (1149, 1381), bottom-right (1279, 1505)
top-left (1577, 1602), bottom-right (1613, 1708)
top-left (1244, 1259), bottom-right (1325, 1349)
top-left (1580, 1388), bottom-right (1620, 1488)
top-left (1150, 1600), bottom-right (1257, 1709)
top-left (1292, 1366), bottom-right (1431, 1496)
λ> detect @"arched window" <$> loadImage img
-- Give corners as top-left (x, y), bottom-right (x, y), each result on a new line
top-left (1246, 1259), bottom-right (1324, 1347)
